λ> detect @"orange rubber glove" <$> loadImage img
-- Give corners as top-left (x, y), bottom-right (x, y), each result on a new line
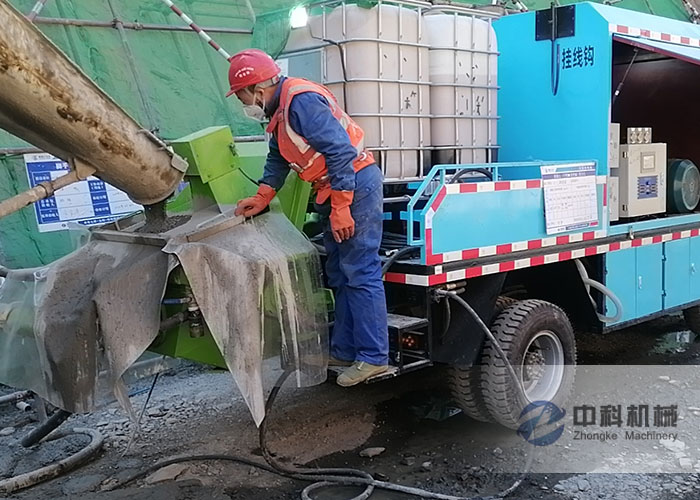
top-left (234, 184), bottom-right (276, 217)
top-left (329, 190), bottom-right (355, 243)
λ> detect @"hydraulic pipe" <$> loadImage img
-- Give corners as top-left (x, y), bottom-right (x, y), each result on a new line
top-left (0, 0), bottom-right (187, 209)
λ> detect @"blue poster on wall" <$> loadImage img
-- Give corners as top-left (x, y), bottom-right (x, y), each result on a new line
top-left (24, 153), bottom-right (142, 233)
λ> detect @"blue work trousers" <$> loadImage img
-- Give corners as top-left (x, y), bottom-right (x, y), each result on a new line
top-left (320, 164), bottom-right (389, 366)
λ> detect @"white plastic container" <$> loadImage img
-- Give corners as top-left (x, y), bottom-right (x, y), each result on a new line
top-left (283, 2), bottom-right (431, 181)
top-left (425, 12), bottom-right (498, 165)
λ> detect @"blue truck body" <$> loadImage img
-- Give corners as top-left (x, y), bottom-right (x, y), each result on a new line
top-left (385, 2), bottom-right (700, 333)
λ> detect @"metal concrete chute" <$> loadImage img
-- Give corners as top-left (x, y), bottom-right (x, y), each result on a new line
top-left (0, 0), bottom-right (187, 216)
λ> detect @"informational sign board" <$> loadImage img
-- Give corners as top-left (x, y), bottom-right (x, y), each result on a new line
top-left (541, 163), bottom-right (599, 235)
top-left (24, 153), bottom-right (142, 233)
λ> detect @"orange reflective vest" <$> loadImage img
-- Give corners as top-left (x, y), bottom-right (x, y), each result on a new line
top-left (266, 77), bottom-right (374, 202)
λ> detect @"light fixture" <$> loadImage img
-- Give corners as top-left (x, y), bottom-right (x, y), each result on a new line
top-left (290, 5), bottom-right (308, 28)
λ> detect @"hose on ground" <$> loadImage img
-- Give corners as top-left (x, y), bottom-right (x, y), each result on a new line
top-left (113, 362), bottom-right (517, 499)
top-left (21, 409), bottom-right (71, 448)
top-left (110, 297), bottom-right (529, 499)
top-left (0, 390), bottom-right (32, 406)
top-left (0, 427), bottom-right (104, 495)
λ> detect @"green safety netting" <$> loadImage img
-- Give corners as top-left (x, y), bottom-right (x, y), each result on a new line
top-left (0, 0), bottom-right (695, 267)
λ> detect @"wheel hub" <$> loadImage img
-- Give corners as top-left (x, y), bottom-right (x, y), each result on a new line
top-left (520, 330), bottom-right (565, 402)
top-left (524, 348), bottom-right (546, 380)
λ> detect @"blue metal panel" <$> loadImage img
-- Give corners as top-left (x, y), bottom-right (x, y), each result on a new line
top-left (606, 248), bottom-right (637, 324)
top-left (605, 244), bottom-right (663, 323)
top-left (663, 239), bottom-right (691, 309)
top-left (432, 189), bottom-right (542, 254)
top-left (608, 213), bottom-right (700, 235)
top-left (636, 244), bottom-right (663, 317)
top-left (690, 238), bottom-right (700, 300)
top-left (494, 4), bottom-right (612, 176)
top-left (409, 162), bottom-right (605, 263)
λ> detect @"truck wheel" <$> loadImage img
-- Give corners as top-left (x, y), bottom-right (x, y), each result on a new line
top-left (493, 295), bottom-right (518, 319)
top-left (481, 299), bottom-right (576, 429)
top-left (683, 305), bottom-right (700, 335)
top-left (448, 296), bottom-right (520, 422)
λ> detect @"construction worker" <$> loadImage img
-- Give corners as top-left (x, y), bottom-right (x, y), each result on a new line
top-left (228, 49), bottom-right (389, 386)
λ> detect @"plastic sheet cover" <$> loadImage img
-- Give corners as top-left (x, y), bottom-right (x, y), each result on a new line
top-left (0, 212), bottom-right (328, 425)
top-left (0, 227), bottom-right (172, 417)
top-left (163, 212), bottom-right (328, 425)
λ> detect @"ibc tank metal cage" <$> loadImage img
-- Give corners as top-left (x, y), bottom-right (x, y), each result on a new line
top-left (281, 0), bottom-right (502, 184)
top-left (424, 3), bottom-right (501, 168)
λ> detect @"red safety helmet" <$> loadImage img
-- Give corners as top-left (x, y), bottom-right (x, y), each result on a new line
top-left (226, 49), bottom-right (281, 97)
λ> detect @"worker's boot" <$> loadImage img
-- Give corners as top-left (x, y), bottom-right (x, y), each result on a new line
top-left (337, 361), bottom-right (388, 387)
top-left (328, 355), bottom-right (353, 367)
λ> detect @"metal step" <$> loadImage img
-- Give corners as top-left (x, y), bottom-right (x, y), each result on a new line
top-left (387, 313), bottom-right (429, 333)
top-left (364, 360), bottom-right (432, 383)
top-left (327, 359), bottom-right (432, 384)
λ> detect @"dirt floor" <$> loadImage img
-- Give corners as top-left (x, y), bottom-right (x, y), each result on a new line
top-left (2, 314), bottom-right (700, 499)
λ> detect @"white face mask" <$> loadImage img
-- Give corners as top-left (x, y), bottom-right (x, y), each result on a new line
top-left (243, 102), bottom-right (267, 122)
top-left (241, 88), bottom-right (267, 123)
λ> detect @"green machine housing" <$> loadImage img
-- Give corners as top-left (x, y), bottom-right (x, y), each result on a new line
top-left (147, 126), bottom-right (313, 367)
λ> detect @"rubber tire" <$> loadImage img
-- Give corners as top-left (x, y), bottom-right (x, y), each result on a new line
top-left (480, 299), bottom-right (576, 429)
top-left (683, 305), bottom-right (700, 335)
top-left (448, 296), bottom-right (519, 422)
top-left (493, 295), bottom-right (518, 318)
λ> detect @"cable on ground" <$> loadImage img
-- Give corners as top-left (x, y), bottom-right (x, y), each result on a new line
top-left (0, 427), bottom-right (104, 495)
top-left (112, 289), bottom-right (535, 500)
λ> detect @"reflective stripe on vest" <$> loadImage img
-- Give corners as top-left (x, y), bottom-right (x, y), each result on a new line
top-left (266, 77), bottom-right (373, 184)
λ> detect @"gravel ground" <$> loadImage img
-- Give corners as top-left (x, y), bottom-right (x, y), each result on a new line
top-left (1, 314), bottom-right (700, 499)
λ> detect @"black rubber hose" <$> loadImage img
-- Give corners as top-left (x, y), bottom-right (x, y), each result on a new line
top-left (448, 168), bottom-right (493, 184)
top-left (381, 246), bottom-right (420, 276)
top-left (21, 409), bottom-right (71, 448)
top-left (109, 297), bottom-right (530, 499)
top-left (112, 369), bottom-right (494, 500)
top-left (435, 291), bottom-right (528, 409)
top-left (435, 290), bottom-right (535, 498)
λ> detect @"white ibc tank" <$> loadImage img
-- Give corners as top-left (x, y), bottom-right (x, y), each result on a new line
top-left (284, 2), bottom-right (431, 181)
top-left (425, 12), bottom-right (498, 165)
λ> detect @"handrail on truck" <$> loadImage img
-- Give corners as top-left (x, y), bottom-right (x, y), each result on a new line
top-left (406, 160), bottom-right (600, 247)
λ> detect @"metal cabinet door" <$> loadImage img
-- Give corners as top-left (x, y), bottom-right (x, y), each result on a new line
top-left (690, 237), bottom-right (700, 301)
top-left (663, 239), bottom-right (691, 309)
top-left (635, 244), bottom-right (663, 318)
top-left (605, 248), bottom-right (637, 324)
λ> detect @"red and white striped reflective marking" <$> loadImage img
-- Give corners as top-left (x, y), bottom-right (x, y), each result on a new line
top-left (424, 176), bottom-right (607, 266)
top-left (610, 24), bottom-right (700, 48)
top-left (160, 0), bottom-right (232, 60)
top-left (385, 228), bottom-right (700, 287)
top-left (430, 229), bottom-right (608, 265)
